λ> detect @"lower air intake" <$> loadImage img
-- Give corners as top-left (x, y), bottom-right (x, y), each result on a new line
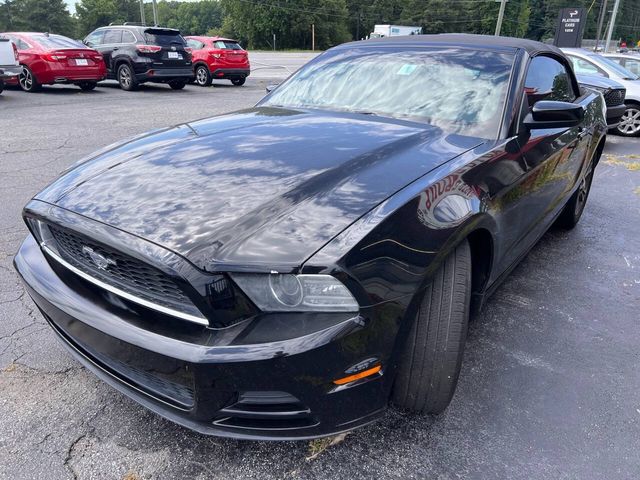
top-left (213, 391), bottom-right (318, 431)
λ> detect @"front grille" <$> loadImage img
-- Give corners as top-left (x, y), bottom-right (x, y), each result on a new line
top-left (604, 88), bottom-right (625, 106)
top-left (48, 224), bottom-right (195, 315)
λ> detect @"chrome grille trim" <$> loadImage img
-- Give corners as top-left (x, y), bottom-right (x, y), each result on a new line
top-left (41, 243), bottom-right (209, 326)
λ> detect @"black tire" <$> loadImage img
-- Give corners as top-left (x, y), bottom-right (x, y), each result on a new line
top-left (616, 102), bottom-right (640, 137)
top-left (556, 155), bottom-right (596, 229)
top-left (117, 63), bottom-right (138, 91)
top-left (0, 79), bottom-right (4, 94)
top-left (169, 80), bottom-right (186, 90)
top-left (194, 65), bottom-right (211, 86)
top-left (392, 240), bottom-right (472, 414)
top-left (78, 81), bottom-right (97, 91)
top-left (18, 65), bottom-right (41, 92)
top-left (231, 77), bottom-right (246, 86)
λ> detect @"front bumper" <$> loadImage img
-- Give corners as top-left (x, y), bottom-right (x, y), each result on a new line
top-left (606, 103), bottom-right (627, 128)
top-left (14, 233), bottom-right (390, 440)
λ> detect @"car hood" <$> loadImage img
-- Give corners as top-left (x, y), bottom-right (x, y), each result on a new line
top-left (36, 107), bottom-right (482, 271)
top-left (576, 74), bottom-right (624, 89)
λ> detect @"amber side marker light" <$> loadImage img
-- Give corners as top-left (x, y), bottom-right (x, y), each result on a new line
top-left (333, 365), bottom-right (382, 385)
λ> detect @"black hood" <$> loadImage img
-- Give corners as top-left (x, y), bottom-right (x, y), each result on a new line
top-left (36, 107), bottom-right (482, 271)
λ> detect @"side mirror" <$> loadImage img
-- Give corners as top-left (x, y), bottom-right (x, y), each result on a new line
top-left (524, 100), bottom-right (584, 129)
top-left (265, 84), bottom-right (278, 93)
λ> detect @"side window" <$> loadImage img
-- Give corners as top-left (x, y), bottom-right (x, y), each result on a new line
top-left (524, 56), bottom-right (575, 104)
top-left (122, 31), bottom-right (136, 44)
top-left (186, 39), bottom-right (203, 49)
top-left (84, 30), bottom-right (104, 47)
top-left (622, 58), bottom-right (640, 75)
top-left (103, 29), bottom-right (123, 45)
top-left (569, 56), bottom-right (607, 77)
top-left (16, 38), bottom-right (31, 50)
top-left (214, 40), bottom-right (227, 49)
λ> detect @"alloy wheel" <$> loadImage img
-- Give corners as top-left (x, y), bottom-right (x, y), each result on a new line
top-left (575, 164), bottom-right (593, 219)
top-left (19, 67), bottom-right (33, 91)
top-left (618, 107), bottom-right (640, 136)
top-left (119, 68), bottom-right (131, 89)
top-left (196, 67), bottom-right (209, 86)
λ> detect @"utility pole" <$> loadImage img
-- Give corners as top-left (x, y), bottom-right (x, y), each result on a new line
top-left (273, 33), bottom-right (276, 51)
top-left (139, 0), bottom-right (146, 26)
top-left (594, 0), bottom-right (608, 52)
top-left (604, 0), bottom-right (620, 52)
top-left (151, 0), bottom-right (158, 26)
top-left (495, 0), bottom-right (507, 36)
top-left (311, 24), bottom-right (315, 51)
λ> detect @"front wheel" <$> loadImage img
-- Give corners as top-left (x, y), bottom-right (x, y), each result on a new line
top-left (616, 103), bottom-right (640, 137)
top-left (0, 79), bottom-right (4, 94)
top-left (169, 80), bottom-right (186, 90)
top-left (19, 66), bottom-right (41, 92)
top-left (78, 81), bottom-right (97, 91)
top-left (194, 65), bottom-right (211, 86)
top-left (392, 240), bottom-right (471, 414)
top-left (231, 77), bottom-right (246, 86)
top-left (556, 158), bottom-right (595, 229)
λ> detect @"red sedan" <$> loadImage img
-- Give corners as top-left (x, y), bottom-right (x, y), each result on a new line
top-left (0, 32), bottom-right (106, 92)
top-left (185, 36), bottom-right (250, 86)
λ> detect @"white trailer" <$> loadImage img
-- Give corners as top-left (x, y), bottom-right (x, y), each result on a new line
top-left (369, 25), bottom-right (423, 39)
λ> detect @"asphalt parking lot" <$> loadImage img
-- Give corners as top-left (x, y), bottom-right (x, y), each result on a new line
top-left (1, 54), bottom-right (640, 479)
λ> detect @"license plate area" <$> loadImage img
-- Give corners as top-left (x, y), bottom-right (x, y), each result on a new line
top-left (75, 59), bottom-right (89, 66)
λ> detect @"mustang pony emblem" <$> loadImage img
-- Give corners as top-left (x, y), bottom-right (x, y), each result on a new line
top-left (82, 246), bottom-right (116, 270)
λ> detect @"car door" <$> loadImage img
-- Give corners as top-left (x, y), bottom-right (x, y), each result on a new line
top-left (100, 29), bottom-right (123, 74)
top-left (496, 54), bottom-right (590, 272)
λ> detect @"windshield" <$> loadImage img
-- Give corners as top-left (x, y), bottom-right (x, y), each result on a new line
top-left (589, 54), bottom-right (640, 80)
top-left (262, 47), bottom-right (514, 138)
top-left (31, 34), bottom-right (88, 50)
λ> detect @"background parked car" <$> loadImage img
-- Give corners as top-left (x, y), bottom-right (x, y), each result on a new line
top-left (0, 32), bottom-right (106, 92)
top-left (0, 37), bottom-right (20, 94)
top-left (604, 53), bottom-right (640, 76)
top-left (562, 48), bottom-right (640, 137)
top-left (84, 25), bottom-right (193, 91)
top-left (185, 36), bottom-right (250, 86)
top-left (576, 74), bottom-right (626, 129)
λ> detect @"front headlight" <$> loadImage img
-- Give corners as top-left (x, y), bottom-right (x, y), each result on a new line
top-left (230, 273), bottom-right (359, 313)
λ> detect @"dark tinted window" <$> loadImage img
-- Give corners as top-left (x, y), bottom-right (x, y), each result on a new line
top-left (103, 29), bottom-right (123, 44)
top-left (144, 31), bottom-right (186, 47)
top-left (84, 30), bottom-right (104, 47)
top-left (525, 56), bottom-right (575, 103)
top-left (30, 34), bottom-right (88, 50)
top-left (213, 40), bottom-right (242, 50)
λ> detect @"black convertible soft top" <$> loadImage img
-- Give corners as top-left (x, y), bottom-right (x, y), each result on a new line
top-left (344, 33), bottom-right (563, 57)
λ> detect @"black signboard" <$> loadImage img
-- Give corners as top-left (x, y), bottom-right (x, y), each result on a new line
top-left (554, 7), bottom-right (587, 48)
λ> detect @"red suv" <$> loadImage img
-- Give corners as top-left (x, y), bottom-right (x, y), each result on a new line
top-left (185, 36), bottom-right (250, 86)
top-left (0, 32), bottom-right (106, 92)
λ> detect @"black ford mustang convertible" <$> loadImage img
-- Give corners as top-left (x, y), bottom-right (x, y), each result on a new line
top-left (15, 34), bottom-right (606, 440)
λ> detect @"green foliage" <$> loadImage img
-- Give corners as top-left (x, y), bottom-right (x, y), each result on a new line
top-left (220, 0), bottom-right (351, 49)
top-left (2, 0), bottom-right (639, 49)
top-left (0, 0), bottom-right (75, 36)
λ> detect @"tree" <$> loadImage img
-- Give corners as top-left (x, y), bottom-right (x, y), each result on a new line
top-left (221, 0), bottom-right (351, 50)
top-left (75, 0), bottom-right (140, 37)
top-left (0, 0), bottom-right (75, 36)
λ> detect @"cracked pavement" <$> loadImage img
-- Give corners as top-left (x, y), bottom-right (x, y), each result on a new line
top-left (1, 55), bottom-right (640, 479)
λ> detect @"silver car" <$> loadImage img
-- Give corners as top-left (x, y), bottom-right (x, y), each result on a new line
top-left (0, 37), bottom-right (21, 95)
top-left (562, 48), bottom-right (640, 136)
